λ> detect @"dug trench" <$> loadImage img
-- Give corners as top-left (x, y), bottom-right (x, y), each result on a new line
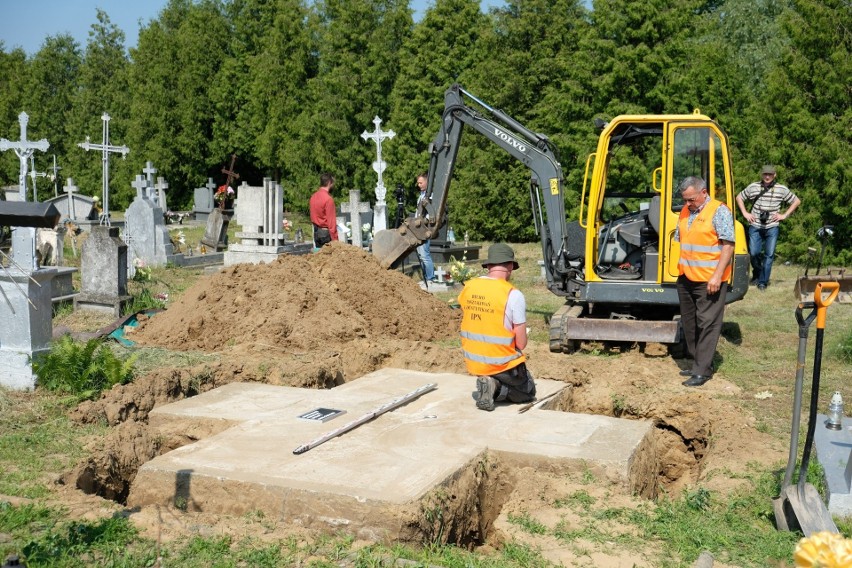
top-left (58, 244), bottom-right (779, 546)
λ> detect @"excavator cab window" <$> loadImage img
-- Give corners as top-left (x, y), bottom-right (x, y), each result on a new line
top-left (592, 122), bottom-right (665, 281)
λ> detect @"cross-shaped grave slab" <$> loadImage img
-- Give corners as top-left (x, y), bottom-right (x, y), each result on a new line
top-left (126, 369), bottom-right (653, 538)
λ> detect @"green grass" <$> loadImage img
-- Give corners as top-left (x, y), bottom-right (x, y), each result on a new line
top-left (0, 391), bottom-right (105, 498)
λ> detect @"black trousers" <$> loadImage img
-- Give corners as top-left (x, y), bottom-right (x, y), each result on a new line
top-left (490, 362), bottom-right (536, 403)
top-left (677, 275), bottom-right (728, 377)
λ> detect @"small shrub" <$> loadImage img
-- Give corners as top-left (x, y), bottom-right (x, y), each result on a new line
top-left (124, 287), bottom-right (166, 315)
top-left (33, 336), bottom-right (136, 401)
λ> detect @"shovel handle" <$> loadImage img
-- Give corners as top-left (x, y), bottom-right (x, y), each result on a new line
top-left (814, 281), bottom-right (840, 329)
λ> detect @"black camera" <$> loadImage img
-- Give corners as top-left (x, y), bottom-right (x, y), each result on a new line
top-left (759, 210), bottom-right (770, 224)
top-left (394, 183), bottom-right (405, 204)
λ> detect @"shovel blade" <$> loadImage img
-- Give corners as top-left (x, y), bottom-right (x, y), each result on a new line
top-left (782, 483), bottom-right (838, 536)
top-left (772, 495), bottom-right (791, 532)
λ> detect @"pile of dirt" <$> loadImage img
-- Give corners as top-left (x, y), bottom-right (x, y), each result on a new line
top-left (132, 243), bottom-right (460, 352)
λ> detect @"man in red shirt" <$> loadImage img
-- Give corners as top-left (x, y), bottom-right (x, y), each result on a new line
top-left (309, 172), bottom-right (338, 248)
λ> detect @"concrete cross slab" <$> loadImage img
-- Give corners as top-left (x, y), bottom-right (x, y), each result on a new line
top-left (128, 368), bottom-right (654, 539)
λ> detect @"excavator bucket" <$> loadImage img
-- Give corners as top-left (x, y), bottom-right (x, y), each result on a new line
top-left (795, 272), bottom-right (852, 304)
top-left (371, 228), bottom-right (422, 269)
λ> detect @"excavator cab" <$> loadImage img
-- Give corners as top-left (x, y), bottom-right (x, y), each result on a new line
top-left (578, 115), bottom-right (749, 305)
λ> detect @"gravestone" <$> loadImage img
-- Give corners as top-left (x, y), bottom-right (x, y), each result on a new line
top-left (73, 226), bottom-right (131, 316)
top-left (193, 178), bottom-right (216, 222)
top-left (124, 174), bottom-right (176, 267)
top-left (338, 190), bottom-right (372, 248)
top-left (43, 178), bottom-right (97, 222)
top-left (0, 202), bottom-right (57, 390)
top-left (224, 179), bottom-right (311, 266)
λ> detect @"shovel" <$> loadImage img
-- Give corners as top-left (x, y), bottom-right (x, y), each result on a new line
top-left (776, 281), bottom-right (841, 535)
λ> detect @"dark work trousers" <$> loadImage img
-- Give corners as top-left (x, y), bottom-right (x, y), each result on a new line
top-left (490, 362), bottom-right (536, 403)
top-left (677, 275), bottom-right (728, 377)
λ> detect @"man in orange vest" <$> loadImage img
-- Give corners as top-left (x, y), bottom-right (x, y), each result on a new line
top-left (675, 176), bottom-right (735, 387)
top-left (459, 243), bottom-right (536, 411)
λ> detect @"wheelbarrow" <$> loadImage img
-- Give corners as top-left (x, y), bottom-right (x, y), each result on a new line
top-left (794, 226), bottom-right (852, 304)
top-left (774, 281), bottom-right (841, 535)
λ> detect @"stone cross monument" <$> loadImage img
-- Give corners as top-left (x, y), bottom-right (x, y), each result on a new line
top-left (0, 112), bottom-right (50, 201)
top-left (360, 116), bottom-right (395, 233)
top-left (0, 112), bottom-right (50, 271)
top-left (77, 112), bottom-right (130, 226)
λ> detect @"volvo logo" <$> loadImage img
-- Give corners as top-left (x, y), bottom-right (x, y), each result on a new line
top-left (493, 127), bottom-right (527, 152)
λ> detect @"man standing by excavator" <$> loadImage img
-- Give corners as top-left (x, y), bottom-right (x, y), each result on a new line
top-left (459, 243), bottom-right (536, 411)
top-left (675, 176), bottom-right (735, 388)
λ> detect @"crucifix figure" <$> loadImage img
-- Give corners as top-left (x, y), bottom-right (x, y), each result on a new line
top-left (0, 111), bottom-right (50, 201)
top-left (360, 116), bottom-right (395, 232)
top-left (78, 112), bottom-right (130, 226)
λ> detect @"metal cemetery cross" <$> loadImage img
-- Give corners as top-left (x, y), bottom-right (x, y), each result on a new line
top-left (29, 156), bottom-right (48, 202)
top-left (78, 112), bottom-right (130, 226)
top-left (49, 155), bottom-right (62, 198)
top-left (0, 112), bottom-right (50, 201)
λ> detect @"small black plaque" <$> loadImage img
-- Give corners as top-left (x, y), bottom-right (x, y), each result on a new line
top-left (298, 408), bottom-right (346, 423)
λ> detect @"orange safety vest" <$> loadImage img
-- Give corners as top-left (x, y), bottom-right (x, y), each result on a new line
top-left (678, 199), bottom-right (732, 282)
top-left (458, 277), bottom-right (526, 376)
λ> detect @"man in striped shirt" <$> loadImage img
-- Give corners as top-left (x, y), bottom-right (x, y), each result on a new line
top-left (735, 165), bottom-right (800, 290)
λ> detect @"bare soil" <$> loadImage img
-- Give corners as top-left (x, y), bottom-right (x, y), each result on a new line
top-left (50, 243), bottom-right (780, 567)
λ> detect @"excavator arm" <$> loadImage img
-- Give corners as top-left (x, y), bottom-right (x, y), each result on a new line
top-left (372, 84), bottom-right (575, 295)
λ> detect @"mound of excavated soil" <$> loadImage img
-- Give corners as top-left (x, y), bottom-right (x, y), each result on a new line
top-left (132, 243), bottom-right (460, 352)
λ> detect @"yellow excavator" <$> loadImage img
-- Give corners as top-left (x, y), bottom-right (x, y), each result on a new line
top-left (372, 84), bottom-right (749, 352)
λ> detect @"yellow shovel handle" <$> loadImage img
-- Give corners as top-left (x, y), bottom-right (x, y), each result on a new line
top-left (814, 281), bottom-right (840, 329)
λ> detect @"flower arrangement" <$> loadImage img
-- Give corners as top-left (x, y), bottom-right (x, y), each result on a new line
top-left (133, 258), bottom-right (152, 282)
top-left (448, 255), bottom-right (476, 284)
top-left (794, 531), bottom-right (852, 567)
top-left (214, 184), bottom-right (235, 208)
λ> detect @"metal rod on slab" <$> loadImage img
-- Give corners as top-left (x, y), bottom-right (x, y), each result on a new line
top-left (293, 383), bottom-right (437, 455)
top-left (517, 388), bottom-right (564, 414)
top-left (0, 250), bottom-right (42, 310)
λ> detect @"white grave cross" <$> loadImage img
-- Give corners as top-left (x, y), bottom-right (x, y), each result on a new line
top-left (155, 176), bottom-right (169, 212)
top-left (78, 112), bottom-right (130, 226)
top-left (63, 178), bottom-right (79, 221)
top-left (360, 116), bottom-right (395, 232)
top-left (0, 112), bottom-right (50, 201)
